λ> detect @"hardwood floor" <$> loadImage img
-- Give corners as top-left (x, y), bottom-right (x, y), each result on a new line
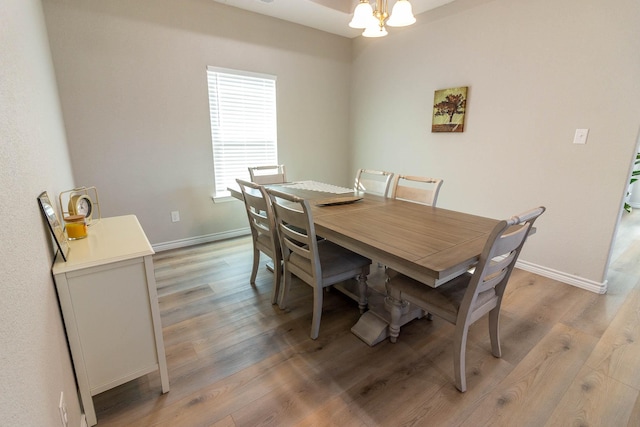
top-left (93, 212), bottom-right (640, 426)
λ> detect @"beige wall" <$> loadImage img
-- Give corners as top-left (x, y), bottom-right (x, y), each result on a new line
top-left (42, 0), bottom-right (353, 247)
top-left (350, 0), bottom-right (640, 287)
top-left (0, 0), bottom-right (81, 425)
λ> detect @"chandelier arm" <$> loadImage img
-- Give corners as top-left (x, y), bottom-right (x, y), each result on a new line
top-left (374, 0), bottom-right (388, 28)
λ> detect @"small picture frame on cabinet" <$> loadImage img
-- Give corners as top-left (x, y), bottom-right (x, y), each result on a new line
top-left (38, 191), bottom-right (70, 261)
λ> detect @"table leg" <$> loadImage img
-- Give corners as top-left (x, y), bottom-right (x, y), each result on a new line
top-left (386, 289), bottom-right (408, 344)
top-left (350, 277), bottom-right (421, 346)
top-left (357, 272), bottom-right (368, 313)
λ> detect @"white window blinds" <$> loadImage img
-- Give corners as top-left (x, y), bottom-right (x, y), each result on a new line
top-left (207, 67), bottom-right (277, 198)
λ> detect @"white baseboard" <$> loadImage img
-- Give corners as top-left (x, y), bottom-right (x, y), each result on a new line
top-left (152, 228), bottom-right (250, 252)
top-left (516, 259), bottom-right (607, 294)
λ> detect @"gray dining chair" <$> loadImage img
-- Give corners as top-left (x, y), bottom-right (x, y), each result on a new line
top-left (391, 175), bottom-right (443, 207)
top-left (236, 179), bottom-right (282, 305)
top-left (354, 168), bottom-right (394, 197)
top-left (266, 187), bottom-right (371, 339)
top-left (386, 206), bottom-right (546, 392)
top-left (248, 165), bottom-right (286, 185)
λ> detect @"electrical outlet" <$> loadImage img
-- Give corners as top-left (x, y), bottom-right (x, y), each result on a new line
top-left (573, 128), bottom-right (589, 144)
top-left (171, 211), bottom-right (180, 222)
top-left (58, 392), bottom-right (68, 427)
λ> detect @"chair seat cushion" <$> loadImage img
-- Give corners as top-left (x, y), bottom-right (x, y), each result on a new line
top-left (289, 241), bottom-right (370, 280)
top-left (387, 270), bottom-right (496, 323)
top-left (317, 241), bottom-right (371, 277)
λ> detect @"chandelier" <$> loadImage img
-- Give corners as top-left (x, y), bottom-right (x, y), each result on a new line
top-left (349, 0), bottom-right (416, 38)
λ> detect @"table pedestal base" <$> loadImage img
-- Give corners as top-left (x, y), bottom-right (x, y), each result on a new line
top-left (351, 311), bottom-right (390, 346)
top-left (351, 290), bottom-right (423, 346)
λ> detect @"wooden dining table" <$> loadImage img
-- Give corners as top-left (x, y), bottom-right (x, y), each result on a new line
top-left (230, 181), bottom-right (500, 345)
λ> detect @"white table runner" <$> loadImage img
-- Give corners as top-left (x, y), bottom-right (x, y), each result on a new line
top-left (280, 181), bottom-right (353, 194)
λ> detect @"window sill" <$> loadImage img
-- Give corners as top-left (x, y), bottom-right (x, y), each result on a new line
top-left (212, 194), bottom-right (237, 203)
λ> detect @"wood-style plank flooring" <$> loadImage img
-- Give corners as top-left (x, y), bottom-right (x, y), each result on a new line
top-left (93, 212), bottom-right (640, 426)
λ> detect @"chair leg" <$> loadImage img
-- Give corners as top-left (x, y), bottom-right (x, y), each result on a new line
top-left (357, 271), bottom-right (368, 314)
top-left (278, 269), bottom-right (292, 309)
top-left (270, 257), bottom-right (282, 305)
top-left (453, 323), bottom-right (469, 392)
top-left (250, 247), bottom-right (260, 285)
top-left (310, 285), bottom-right (324, 340)
top-left (489, 307), bottom-right (502, 358)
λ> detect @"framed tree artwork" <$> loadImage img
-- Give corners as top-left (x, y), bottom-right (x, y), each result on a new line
top-left (432, 86), bottom-right (468, 133)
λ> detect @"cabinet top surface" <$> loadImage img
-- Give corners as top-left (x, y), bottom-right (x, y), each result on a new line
top-left (52, 215), bottom-right (154, 274)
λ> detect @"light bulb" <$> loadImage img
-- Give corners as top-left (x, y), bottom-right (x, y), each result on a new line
top-left (363, 24), bottom-right (388, 38)
top-left (387, 0), bottom-right (416, 27)
top-left (349, 1), bottom-right (375, 29)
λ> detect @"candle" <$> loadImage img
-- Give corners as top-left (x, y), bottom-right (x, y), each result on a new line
top-left (65, 215), bottom-right (87, 240)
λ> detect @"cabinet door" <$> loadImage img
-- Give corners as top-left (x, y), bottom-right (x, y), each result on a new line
top-left (66, 258), bottom-right (159, 394)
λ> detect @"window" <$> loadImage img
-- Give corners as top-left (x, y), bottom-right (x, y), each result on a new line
top-left (207, 66), bottom-right (278, 199)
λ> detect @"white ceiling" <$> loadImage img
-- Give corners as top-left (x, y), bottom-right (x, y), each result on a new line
top-left (212, 0), bottom-right (455, 38)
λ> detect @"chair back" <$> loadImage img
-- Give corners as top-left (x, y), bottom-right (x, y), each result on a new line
top-left (462, 206), bottom-right (546, 319)
top-left (236, 179), bottom-right (279, 256)
top-left (354, 169), bottom-right (394, 197)
top-left (248, 165), bottom-right (286, 185)
top-left (391, 175), bottom-right (443, 206)
top-left (266, 188), bottom-right (321, 286)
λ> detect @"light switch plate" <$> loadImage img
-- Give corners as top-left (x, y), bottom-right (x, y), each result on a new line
top-left (574, 128), bottom-right (589, 144)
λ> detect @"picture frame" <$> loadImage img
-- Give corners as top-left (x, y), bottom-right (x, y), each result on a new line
top-left (432, 86), bottom-right (468, 133)
top-left (38, 191), bottom-right (69, 261)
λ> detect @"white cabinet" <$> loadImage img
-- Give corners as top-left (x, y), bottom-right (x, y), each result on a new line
top-left (52, 215), bottom-right (169, 426)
